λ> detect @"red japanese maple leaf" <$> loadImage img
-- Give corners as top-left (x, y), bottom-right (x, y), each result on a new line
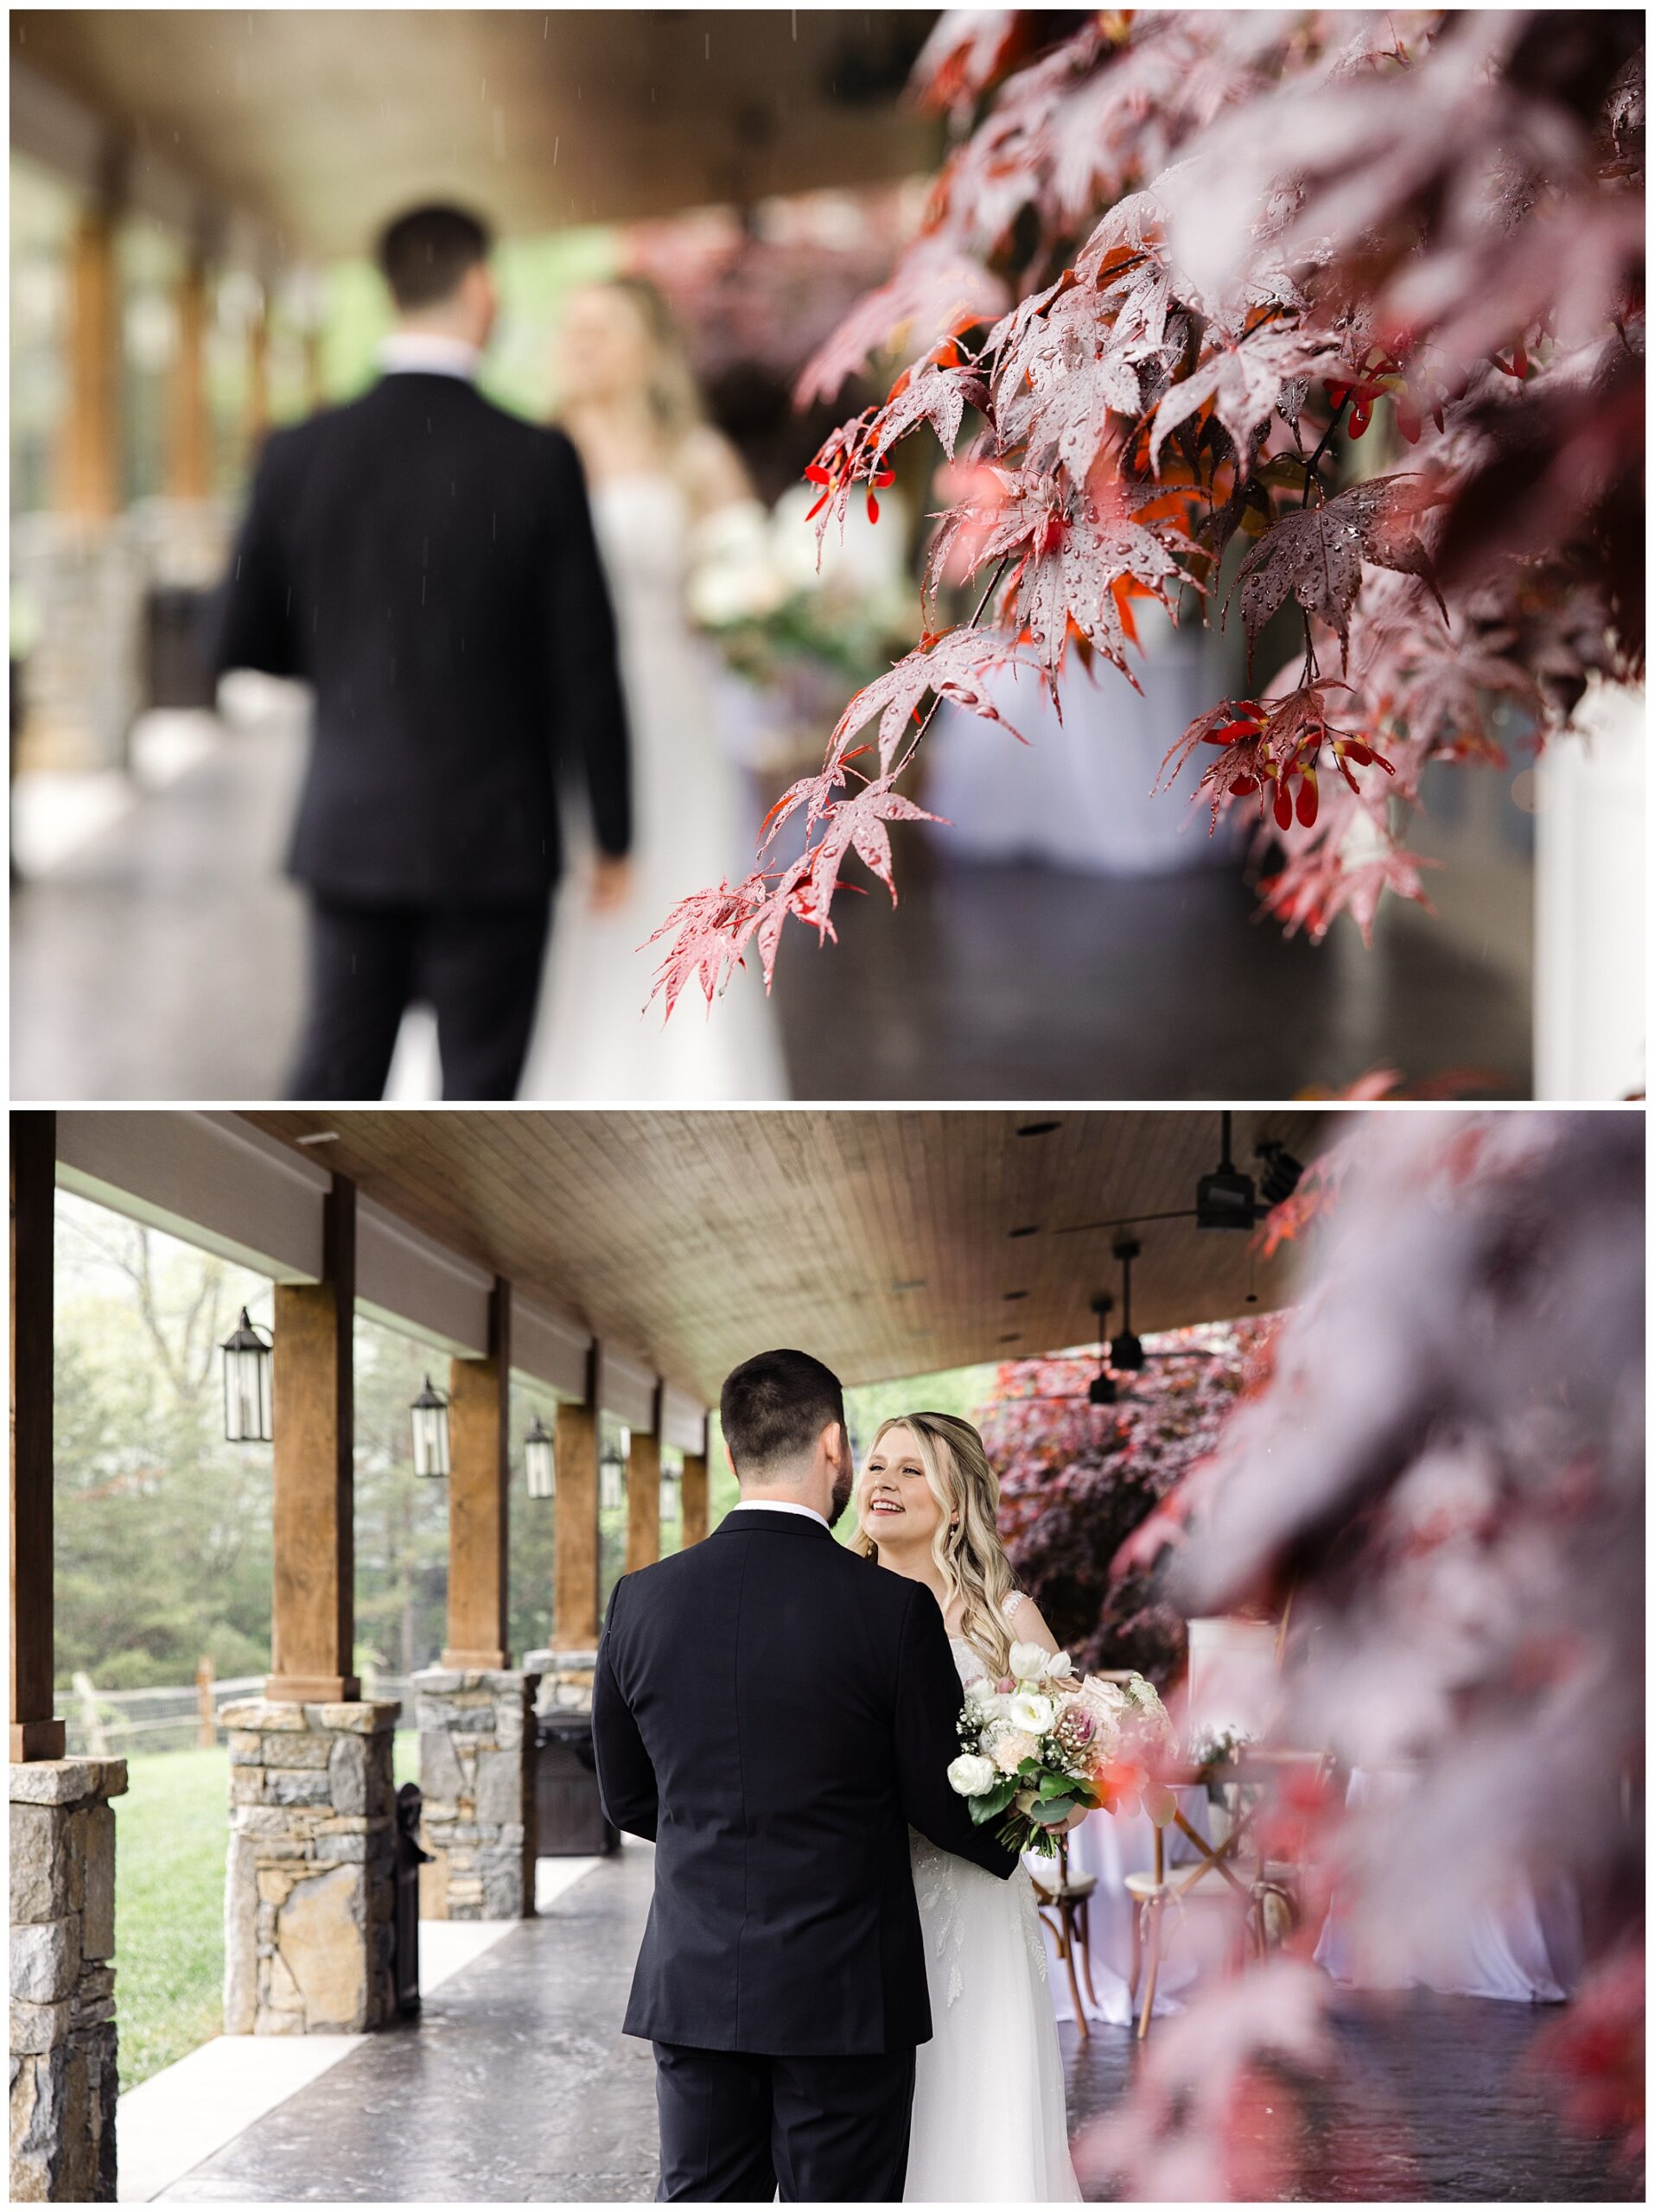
top-left (826, 625), bottom-right (1041, 779)
top-left (1260, 839), bottom-right (1437, 947)
top-left (1149, 320), bottom-right (1337, 476)
top-left (804, 777), bottom-right (941, 918)
top-left (1229, 474), bottom-right (1448, 669)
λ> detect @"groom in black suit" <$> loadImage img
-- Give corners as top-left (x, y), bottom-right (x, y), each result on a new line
top-left (593, 1349), bottom-right (1018, 2203)
top-left (213, 203), bottom-right (631, 1100)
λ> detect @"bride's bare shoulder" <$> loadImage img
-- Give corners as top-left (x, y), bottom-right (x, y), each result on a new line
top-left (1003, 1589), bottom-right (1062, 1654)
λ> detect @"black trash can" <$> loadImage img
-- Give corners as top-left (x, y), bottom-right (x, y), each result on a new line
top-left (392, 1780), bottom-right (434, 2016)
top-left (142, 585), bottom-right (218, 710)
top-left (535, 1711), bottom-right (620, 1857)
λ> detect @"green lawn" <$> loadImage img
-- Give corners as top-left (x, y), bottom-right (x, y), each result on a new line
top-left (115, 1735), bottom-right (421, 2088)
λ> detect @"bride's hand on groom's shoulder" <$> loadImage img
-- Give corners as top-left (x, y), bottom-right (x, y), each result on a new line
top-left (588, 854), bottom-right (632, 913)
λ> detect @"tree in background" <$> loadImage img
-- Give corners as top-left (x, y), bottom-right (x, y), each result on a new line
top-left (986, 1321), bottom-right (1276, 1683)
top-left (649, 9), bottom-right (1644, 1014)
top-left (351, 1316), bottom-right (449, 1682)
top-left (54, 1197), bottom-right (276, 1688)
top-left (52, 1194), bottom-right (468, 1695)
top-left (1087, 1110), bottom-right (1644, 2196)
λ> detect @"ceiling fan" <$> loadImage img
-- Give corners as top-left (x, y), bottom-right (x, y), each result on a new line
top-left (1055, 1111), bottom-right (1307, 1242)
top-left (1086, 1236), bottom-right (1222, 1405)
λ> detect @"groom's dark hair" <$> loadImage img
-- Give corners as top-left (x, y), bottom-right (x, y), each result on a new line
top-left (377, 204), bottom-right (493, 311)
top-left (721, 1349), bottom-right (845, 1479)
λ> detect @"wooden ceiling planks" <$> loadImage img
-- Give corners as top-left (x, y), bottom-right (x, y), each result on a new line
top-left (240, 1110), bottom-right (1330, 1400)
top-left (12, 9), bottom-right (942, 256)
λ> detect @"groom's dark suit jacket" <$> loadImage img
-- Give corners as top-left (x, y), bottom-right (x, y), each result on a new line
top-left (592, 1506), bottom-right (1017, 2058)
top-left (213, 372), bottom-right (630, 906)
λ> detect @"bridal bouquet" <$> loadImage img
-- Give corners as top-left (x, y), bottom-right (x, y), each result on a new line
top-left (946, 1644), bottom-right (1177, 1859)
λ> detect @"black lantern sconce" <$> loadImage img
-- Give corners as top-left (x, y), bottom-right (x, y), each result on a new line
top-left (220, 1307), bottom-right (273, 1443)
top-left (599, 1428), bottom-right (627, 1513)
top-left (525, 1411), bottom-right (556, 1501)
top-left (411, 1375), bottom-right (451, 1479)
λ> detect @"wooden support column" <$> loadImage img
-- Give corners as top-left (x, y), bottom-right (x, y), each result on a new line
top-left (552, 1399), bottom-right (600, 1648)
top-left (10, 1111), bottom-right (66, 1762)
top-left (626, 1393), bottom-right (662, 1574)
top-left (166, 256), bottom-right (213, 501)
top-left (680, 1447), bottom-right (710, 1548)
top-left (56, 205), bottom-right (120, 522)
top-left (442, 1279), bottom-right (512, 1671)
top-left (266, 1176), bottom-right (359, 1703)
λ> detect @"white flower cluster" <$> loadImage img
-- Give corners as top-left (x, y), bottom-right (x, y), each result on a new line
top-left (945, 1643), bottom-right (1174, 1804)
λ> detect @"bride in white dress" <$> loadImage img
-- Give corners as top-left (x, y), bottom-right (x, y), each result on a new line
top-left (520, 276), bottom-right (787, 1101)
top-left (854, 1412), bottom-right (1084, 2202)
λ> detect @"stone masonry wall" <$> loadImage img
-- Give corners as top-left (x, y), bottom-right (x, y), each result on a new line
top-left (220, 1700), bottom-right (399, 2036)
top-left (414, 1669), bottom-right (538, 1920)
top-left (524, 1649), bottom-right (597, 1716)
top-left (10, 1757), bottom-right (127, 2202)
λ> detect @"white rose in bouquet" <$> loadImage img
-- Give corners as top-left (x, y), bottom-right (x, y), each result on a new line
top-left (963, 1675), bottom-right (1001, 1714)
top-left (947, 1752), bottom-right (997, 1798)
top-left (1006, 1689), bottom-right (1057, 1736)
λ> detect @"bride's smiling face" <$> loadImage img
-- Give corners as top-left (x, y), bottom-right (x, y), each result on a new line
top-left (857, 1424), bottom-right (945, 1552)
top-left (555, 285), bottom-right (652, 408)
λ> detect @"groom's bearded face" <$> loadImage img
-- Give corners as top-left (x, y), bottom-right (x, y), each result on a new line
top-left (826, 1428), bottom-right (854, 1529)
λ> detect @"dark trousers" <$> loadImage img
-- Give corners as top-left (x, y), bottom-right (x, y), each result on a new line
top-left (289, 895), bottom-right (551, 1102)
top-left (652, 2042), bottom-right (915, 2204)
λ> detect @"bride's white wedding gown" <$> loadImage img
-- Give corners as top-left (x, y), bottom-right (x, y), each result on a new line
top-left (519, 472), bottom-right (788, 1101)
top-left (906, 1602), bottom-right (1083, 2202)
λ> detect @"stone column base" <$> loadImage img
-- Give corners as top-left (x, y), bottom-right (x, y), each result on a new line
top-left (524, 1648), bottom-right (597, 1717)
top-left (10, 1757), bottom-right (127, 2203)
top-left (414, 1669), bottom-right (538, 1920)
top-left (220, 1700), bottom-right (399, 2036)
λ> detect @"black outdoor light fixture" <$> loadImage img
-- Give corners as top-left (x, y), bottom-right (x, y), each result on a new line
top-left (410, 1376), bottom-right (451, 1479)
top-left (220, 1307), bottom-right (273, 1444)
top-left (524, 1412), bottom-right (556, 1501)
top-left (1109, 1238), bottom-right (1146, 1371)
top-left (599, 1429), bottom-right (628, 1513)
top-left (1257, 1138), bottom-right (1305, 1209)
top-left (1196, 1111), bottom-right (1259, 1230)
top-left (1087, 1294), bottom-right (1117, 1406)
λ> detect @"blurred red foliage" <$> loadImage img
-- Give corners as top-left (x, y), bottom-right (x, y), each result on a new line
top-left (652, 9), bottom-right (1644, 1010)
top-left (983, 1319), bottom-right (1277, 1686)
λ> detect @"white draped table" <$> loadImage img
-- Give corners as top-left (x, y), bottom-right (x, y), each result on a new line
top-left (1312, 1768), bottom-right (1584, 2003)
top-left (1034, 1767), bottom-right (1584, 2034)
top-left (926, 610), bottom-right (1247, 880)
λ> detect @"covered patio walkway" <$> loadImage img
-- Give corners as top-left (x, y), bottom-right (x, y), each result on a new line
top-left (140, 1840), bottom-right (1621, 2204)
top-left (151, 1847), bottom-right (659, 2203)
top-left (10, 705), bottom-right (1532, 1102)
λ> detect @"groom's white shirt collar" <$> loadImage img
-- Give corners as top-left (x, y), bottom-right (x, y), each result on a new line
top-left (378, 333), bottom-right (481, 381)
top-left (729, 1499), bottom-right (829, 1531)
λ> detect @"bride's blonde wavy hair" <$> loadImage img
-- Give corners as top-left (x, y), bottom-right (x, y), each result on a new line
top-left (592, 275), bottom-right (705, 449)
top-left (852, 1412), bottom-right (1016, 1677)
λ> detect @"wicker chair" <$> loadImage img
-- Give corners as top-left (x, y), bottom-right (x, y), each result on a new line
top-left (1028, 1833), bottom-right (1100, 2038)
